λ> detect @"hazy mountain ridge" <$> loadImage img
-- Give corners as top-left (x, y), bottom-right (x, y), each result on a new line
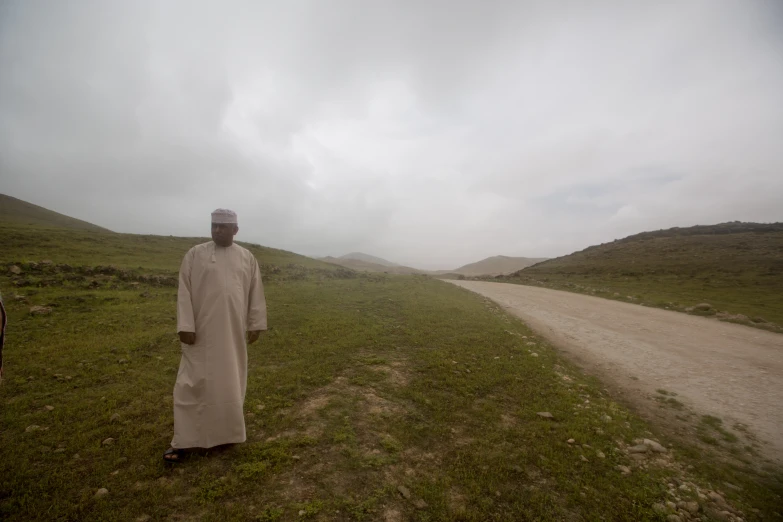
top-left (441, 255), bottom-right (550, 276)
top-left (321, 255), bottom-right (423, 274)
top-left (337, 252), bottom-right (400, 267)
top-left (323, 252), bottom-right (549, 276)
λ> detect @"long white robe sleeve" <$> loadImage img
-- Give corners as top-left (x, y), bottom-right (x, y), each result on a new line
top-left (176, 249), bottom-right (196, 333)
top-left (247, 258), bottom-right (267, 331)
top-left (171, 242), bottom-right (268, 449)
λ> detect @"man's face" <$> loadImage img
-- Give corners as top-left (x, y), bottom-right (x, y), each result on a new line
top-left (211, 222), bottom-right (238, 247)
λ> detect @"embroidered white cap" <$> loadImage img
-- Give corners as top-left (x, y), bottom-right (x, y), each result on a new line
top-left (211, 208), bottom-right (238, 224)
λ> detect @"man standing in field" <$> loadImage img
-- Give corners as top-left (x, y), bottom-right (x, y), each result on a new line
top-left (164, 209), bottom-right (267, 462)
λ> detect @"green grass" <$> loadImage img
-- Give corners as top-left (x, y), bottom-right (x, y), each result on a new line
top-left (1, 223), bottom-right (782, 520)
top-left (490, 223), bottom-right (783, 330)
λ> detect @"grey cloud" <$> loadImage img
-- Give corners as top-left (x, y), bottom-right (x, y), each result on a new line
top-left (1, 0), bottom-right (782, 268)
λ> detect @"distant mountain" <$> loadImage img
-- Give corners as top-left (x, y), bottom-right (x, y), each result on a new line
top-left (339, 252), bottom-right (399, 267)
top-left (321, 255), bottom-right (422, 275)
top-left (436, 255), bottom-right (549, 277)
top-left (0, 194), bottom-right (110, 232)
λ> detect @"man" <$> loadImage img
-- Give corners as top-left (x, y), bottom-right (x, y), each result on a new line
top-left (164, 208), bottom-right (267, 462)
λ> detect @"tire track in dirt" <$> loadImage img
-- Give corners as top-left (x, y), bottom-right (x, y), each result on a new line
top-left (447, 280), bottom-right (783, 462)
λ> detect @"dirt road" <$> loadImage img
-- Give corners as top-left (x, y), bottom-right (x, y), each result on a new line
top-left (447, 280), bottom-right (783, 461)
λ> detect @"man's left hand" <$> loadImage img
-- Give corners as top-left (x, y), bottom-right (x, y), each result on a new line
top-left (247, 330), bottom-right (262, 344)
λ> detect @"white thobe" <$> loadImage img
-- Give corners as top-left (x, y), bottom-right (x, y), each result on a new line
top-left (172, 241), bottom-right (267, 449)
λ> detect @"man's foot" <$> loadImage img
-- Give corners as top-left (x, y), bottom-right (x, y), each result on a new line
top-left (163, 447), bottom-right (185, 463)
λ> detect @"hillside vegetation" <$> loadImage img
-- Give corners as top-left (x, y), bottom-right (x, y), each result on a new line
top-left (499, 222), bottom-right (783, 328)
top-left (0, 194), bottom-right (110, 232)
top-left (0, 224), bottom-right (339, 277)
top-left (3, 219), bottom-right (782, 519)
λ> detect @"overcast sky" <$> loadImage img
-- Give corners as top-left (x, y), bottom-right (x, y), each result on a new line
top-left (1, 1), bottom-right (782, 269)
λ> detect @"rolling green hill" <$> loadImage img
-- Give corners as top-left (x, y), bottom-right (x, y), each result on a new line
top-left (0, 194), bottom-right (110, 232)
top-left (0, 224), bottom-right (341, 277)
top-left (500, 222), bottom-right (783, 328)
top-left (0, 195), bottom-right (342, 277)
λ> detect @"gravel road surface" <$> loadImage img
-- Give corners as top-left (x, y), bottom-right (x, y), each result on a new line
top-left (448, 280), bottom-right (783, 461)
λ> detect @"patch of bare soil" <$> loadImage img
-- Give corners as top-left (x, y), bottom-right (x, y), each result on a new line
top-left (448, 280), bottom-right (783, 466)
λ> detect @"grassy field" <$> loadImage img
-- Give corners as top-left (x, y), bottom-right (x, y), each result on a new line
top-left (2, 224), bottom-right (782, 521)
top-left (492, 223), bottom-right (783, 331)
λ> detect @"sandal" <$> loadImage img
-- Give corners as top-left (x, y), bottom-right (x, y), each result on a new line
top-left (163, 447), bottom-right (185, 463)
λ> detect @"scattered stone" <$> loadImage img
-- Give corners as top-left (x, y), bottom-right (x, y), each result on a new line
top-left (536, 412), bottom-right (554, 419)
top-left (298, 510), bottom-right (306, 516)
top-left (580, 455), bottom-right (588, 462)
top-left (567, 439), bottom-right (575, 444)
top-left (694, 303), bottom-right (712, 311)
top-left (616, 465), bottom-right (631, 475)
top-left (73, 453), bottom-right (81, 459)
top-left (708, 492), bottom-right (726, 506)
top-left (666, 501), bottom-right (677, 511)
top-left (102, 438), bottom-right (115, 446)
top-left (414, 499), bottom-right (428, 510)
top-left (601, 415), bottom-right (612, 422)
top-left (9, 265), bottom-right (22, 275)
top-left (723, 482), bottom-right (741, 492)
top-left (679, 484), bottom-right (690, 492)
top-left (529, 352), bottom-right (539, 357)
top-left (30, 306), bottom-right (53, 315)
top-left (255, 404), bottom-right (265, 411)
top-left (44, 405), bottom-right (55, 411)
top-left (25, 425), bottom-right (41, 432)
top-left (397, 485), bottom-right (411, 499)
top-left (628, 444), bottom-right (649, 454)
top-left (54, 448), bottom-right (66, 453)
top-left (653, 503), bottom-right (668, 514)
top-left (667, 515), bottom-right (681, 522)
top-left (643, 438), bottom-right (667, 453)
top-left (111, 470), bottom-right (119, 476)
top-left (685, 501), bottom-right (700, 514)
top-left (118, 359), bottom-right (128, 364)
top-left (94, 488), bottom-right (109, 498)
top-left (629, 454), bottom-right (646, 462)
top-left (596, 451), bottom-right (605, 459)
top-left (110, 413), bottom-right (121, 422)
top-left (705, 508), bottom-right (731, 521)
top-left (135, 516), bottom-right (151, 522)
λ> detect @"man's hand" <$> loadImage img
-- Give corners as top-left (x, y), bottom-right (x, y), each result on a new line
top-left (247, 330), bottom-right (262, 345)
top-left (179, 331), bottom-right (196, 345)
